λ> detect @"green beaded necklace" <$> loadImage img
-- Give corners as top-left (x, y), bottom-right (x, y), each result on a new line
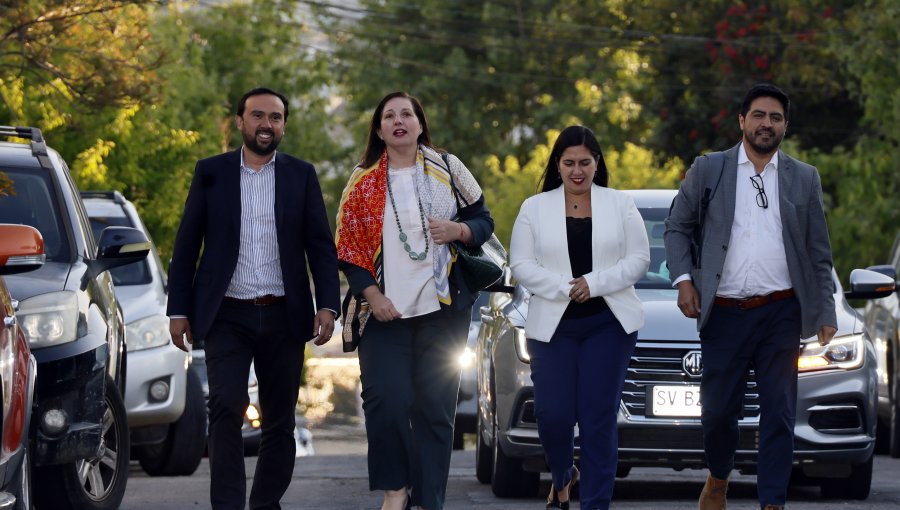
top-left (386, 162), bottom-right (429, 261)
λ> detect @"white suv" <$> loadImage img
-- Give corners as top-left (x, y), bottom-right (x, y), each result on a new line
top-left (82, 191), bottom-right (207, 476)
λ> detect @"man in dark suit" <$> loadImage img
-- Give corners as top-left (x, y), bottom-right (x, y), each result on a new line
top-left (665, 83), bottom-right (837, 510)
top-left (167, 87), bottom-right (340, 510)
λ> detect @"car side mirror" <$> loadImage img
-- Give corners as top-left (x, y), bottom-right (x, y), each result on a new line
top-left (0, 224), bottom-right (45, 275)
top-left (90, 226), bottom-right (151, 275)
top-left (845, 268), bottom-right (896, 300)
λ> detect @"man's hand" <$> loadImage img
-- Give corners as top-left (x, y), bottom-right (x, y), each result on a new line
top-left (312, 309), bottom-right (336, 346)
top-left (676, 280), bottom-right (701, 318)
top-left (170, 317), bottom-right (193, 352)
top-left (817, 325), bottom-right (837, 346)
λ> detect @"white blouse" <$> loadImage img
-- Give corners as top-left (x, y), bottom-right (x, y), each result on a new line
top-left (382, 166), bottom-right (440, 318)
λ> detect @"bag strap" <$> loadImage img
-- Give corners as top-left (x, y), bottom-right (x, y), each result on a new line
top-left (441, 152), bottom-right (470, 209)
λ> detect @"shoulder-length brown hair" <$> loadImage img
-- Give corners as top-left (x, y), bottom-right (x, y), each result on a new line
top-left (360, 91), bottom-right (435, 168)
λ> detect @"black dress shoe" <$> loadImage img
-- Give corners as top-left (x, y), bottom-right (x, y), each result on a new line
top-left (546, 466), bottom-right (579, 510)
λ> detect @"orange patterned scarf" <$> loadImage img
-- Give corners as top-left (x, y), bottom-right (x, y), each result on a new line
top-left (335, 151), bottom-right (388, 280)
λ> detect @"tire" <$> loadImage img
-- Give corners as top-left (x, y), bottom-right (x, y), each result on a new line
top-left (490, 413), bottom-right (538, 498)
top-left (890, 370), bottom-right (900, 458)
top-left (452, 426), bottom-right (465, 450)
top-left (35, 375), bottom-right (129, 510)
top-left (475, 409), bottom-right (493, 484)
top-left (11, 446), bottom-right (32, 510)
top-left (820, 454), bottom-right (873, 500)
top-left (138, 366), bottom-right (208, 476)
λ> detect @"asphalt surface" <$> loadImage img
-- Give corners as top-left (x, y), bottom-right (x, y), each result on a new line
top-left (122, 423), bottom-right (900, 509)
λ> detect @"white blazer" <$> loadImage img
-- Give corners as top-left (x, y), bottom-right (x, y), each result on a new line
top-left (510, 185), bottom-right (650, 342)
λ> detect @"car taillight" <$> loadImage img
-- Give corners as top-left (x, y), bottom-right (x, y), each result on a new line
top-left (0, 323), bottom-right (30, 463)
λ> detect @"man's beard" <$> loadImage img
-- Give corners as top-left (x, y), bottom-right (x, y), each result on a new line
top-left (242, 128), bottom-right (282, 156)
top-left (745, 127), bottom-right (783, 155)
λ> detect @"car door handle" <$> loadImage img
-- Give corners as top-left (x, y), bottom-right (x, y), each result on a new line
top-left (4, 316), bottom-right (15, 327)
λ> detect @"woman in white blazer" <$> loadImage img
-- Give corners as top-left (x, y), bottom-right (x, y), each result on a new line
top-left (510, 126), bottom-right (650, 510)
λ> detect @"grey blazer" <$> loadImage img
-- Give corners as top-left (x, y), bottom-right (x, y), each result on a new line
top-left (664, 143), bottom-right (837, 339)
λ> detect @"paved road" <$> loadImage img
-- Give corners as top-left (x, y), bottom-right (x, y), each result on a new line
top-left (122, 423), bottom-right (900, 509)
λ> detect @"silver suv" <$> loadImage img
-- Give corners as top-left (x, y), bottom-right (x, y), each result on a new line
top-left (475, 189), bottom-right (894, 500)
top-left (82, 191), bottom-right (207, 476)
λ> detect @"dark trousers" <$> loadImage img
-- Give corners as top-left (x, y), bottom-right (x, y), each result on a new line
top-left (204, 299), bottom-right (304, 510)
top-left (528, 310), bottom-right (637, 510)
top-left (357, 307), bottom-right (468, 510)
top-left (700, 296), bottom-right (802, 508)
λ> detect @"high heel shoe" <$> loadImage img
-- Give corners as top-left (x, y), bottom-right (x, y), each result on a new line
top-left (545, 466), bottom-right (579, 510)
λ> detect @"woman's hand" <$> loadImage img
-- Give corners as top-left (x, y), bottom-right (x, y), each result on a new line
top-left (362, 286), bottom-right (402, 322)
top-left (568, 276), bottom-right (591, 303)
top-left (428, 218), bottom-right (468, 245)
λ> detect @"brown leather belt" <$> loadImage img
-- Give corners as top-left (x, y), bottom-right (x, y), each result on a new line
top-left (223, 294), bottom-right (286, 306)
top-left (714, 288), bottom-right (795, 310)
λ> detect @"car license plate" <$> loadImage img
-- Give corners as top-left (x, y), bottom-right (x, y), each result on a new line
top-left (648, 385), bottom-right (702, 417)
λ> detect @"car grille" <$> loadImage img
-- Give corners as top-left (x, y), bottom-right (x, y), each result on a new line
top-left (621, 342), bottom-right (760, 420)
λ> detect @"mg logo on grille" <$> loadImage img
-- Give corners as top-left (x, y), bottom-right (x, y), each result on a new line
top-left (683, 350), bottom-right (703, 378)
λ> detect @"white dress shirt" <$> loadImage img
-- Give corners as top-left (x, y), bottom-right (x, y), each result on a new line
top-left (382, 165), bottom-right (440, 318)
top-left (226, 149), bottom-right (285, 299)
top-left (717, 143), bottom-right (792, 298)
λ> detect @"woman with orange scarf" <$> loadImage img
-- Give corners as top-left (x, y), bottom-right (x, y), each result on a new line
top-left (335, 91), bottom-right (495, 510)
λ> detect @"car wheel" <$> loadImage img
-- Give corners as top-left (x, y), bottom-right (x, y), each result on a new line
top-left (475, 409), bottom-right (492, 484)
top-left (890, 369), bottom-right (900, 458)
top-left (819, 453), bottom-right (873, 500)
top-left (138, 366), bottom-right (208, 476)
top-left (11, 445), bottom-right (32, 510)
top-left (452, 425), bottom-right (465, 451)
top-left (490, 413), bottom-right (538, 498)
top-left (35, 375), bottom-right (129, 510)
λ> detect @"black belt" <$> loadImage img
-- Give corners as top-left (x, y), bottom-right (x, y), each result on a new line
top-left (223, 295), bottom-right (286, 306)
top-left (714, 288), bottom-right (795, 311)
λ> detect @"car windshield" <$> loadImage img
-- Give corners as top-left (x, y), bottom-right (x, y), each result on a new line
top-left (0, 167), bottom-right (70, 261)
top-left (88, 215), bottom-right (152, 286)
top-left (637, 206), bottom-right (673, 290)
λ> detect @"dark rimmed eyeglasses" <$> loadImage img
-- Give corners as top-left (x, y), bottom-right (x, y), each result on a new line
top-left (749, 174), bottom-right (768, 209)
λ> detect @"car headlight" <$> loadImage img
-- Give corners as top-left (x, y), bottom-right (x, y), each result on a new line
top-left (798, 333), bottom-right (864, 372)
top-left (17, 291), bottom-right (79, 348)
top-left (126, 315), bottom-right (171, 352)
top-left (514, 327), bottom-right (530, 364)
top-left (457, 346), bottom-right (476, 369)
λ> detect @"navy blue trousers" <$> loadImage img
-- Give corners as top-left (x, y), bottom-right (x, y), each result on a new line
top-left (700, 296), bottom-right (802, 508)
top-left (357, 307), bottom-right (469, 510)
top-left (528, 310), bottom-right (636, 510)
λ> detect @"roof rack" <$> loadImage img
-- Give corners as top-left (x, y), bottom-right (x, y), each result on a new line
top-left (80, 190), bottom-right (126, 204)
top-left (0, 125), bottom-right (52, 169)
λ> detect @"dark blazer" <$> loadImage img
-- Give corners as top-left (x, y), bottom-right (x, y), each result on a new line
top-left (167, 149), bottom-right (340, 341)
top-left (665, 143), bottom-right (837, 339)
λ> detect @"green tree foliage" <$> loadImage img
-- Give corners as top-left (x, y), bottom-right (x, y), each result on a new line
top-left (622, 1), bottom-right (864, 164)
top-left (308, 0), bottom-right (652, 173)
top-left (800, 0), bottom-right (900, 274)
top-left (2, 1), bottom-right (346, 263)
top-left (0, 0), bottom-right (164, 108)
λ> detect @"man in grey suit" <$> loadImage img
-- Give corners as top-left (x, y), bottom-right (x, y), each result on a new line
top-left (665, 83), bottom-right (837, 510)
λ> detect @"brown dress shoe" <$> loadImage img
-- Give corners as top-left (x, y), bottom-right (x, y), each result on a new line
top-left (762, 506), bottom-right (784, 510)
top-left (698, 473), bottom-right (728, 510)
